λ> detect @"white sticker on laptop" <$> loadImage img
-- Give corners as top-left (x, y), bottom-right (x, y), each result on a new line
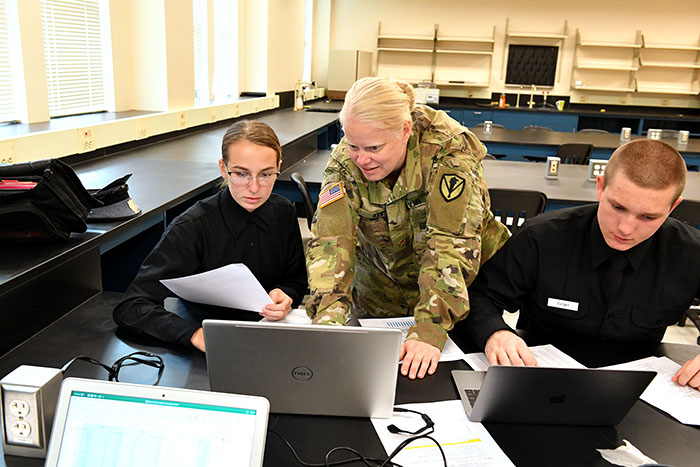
top-left (547, 298), bottom-right (579, 312)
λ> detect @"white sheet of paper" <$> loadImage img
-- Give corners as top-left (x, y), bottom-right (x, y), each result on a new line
top-left (260, 309), bottom-right (311, 324)
top-left (604, 356), bottom-right (700, 425)
top-left (160, 264), bottom-right (272, 312)
top-left (371, 400), bottom-right (514, 467)
top-left (463, 344), bottom-right (586, 371)
top-left (358, 317), bottom-right (464, 362)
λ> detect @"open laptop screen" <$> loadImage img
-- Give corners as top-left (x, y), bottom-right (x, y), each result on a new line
top-left (46, 378), bottom-right (269, 467)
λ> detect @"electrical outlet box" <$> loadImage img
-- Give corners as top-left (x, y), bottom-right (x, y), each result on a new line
top-left (587, 159), bottom-right (608, 181)
top-left (545, 156), bottom-right (560, 179)
top-left (1, 366), bottom-right (62, 458)
top-left (77, 127), bottom-right (95, 153)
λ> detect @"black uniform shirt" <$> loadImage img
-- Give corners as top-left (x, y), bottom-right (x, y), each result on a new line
top-left (463, 203), bottom-right (700, 349)
top-left (113, 190), bottom-right (308, 348)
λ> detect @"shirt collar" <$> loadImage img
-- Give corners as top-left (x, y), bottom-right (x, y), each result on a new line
top-left (221, 190), bottom-right (271, 236)
top-left (591, 212), bottom-right (652, 273)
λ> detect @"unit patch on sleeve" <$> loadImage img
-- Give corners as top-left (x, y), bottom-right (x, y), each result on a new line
top-left (440, 174), bottom-right (465, 202)
top-left (319, 182), bottom-right (345, 208)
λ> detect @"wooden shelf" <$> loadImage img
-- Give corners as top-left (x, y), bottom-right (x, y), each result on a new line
top-left (635, 81), bottom-right (700, 95)
top-left (437, 36), bottom-right (494, 44)
top-left (435, 49), bottom-right (493, 55)
top-left (378, 34), bottom-right (434, 41)
top-left (377, 47), bottom-right (433, 53)
top-left (638, 59), bottom-right (700, 69)
top-left (434, 80), bottom-right (490, 88)
top-left (572, 84), bottom-right (635, 92)
top-left (574, 63), bottom-right (638, 71)
top-left (643, 43), bottom-right (700, 51)
top-left (577, 39), bottom-right (642, 48)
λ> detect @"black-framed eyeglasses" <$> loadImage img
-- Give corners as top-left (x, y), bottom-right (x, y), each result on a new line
top-left (225, 169), bottom-right (280, 187)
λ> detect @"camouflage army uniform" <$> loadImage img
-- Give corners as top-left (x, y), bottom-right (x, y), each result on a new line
top-left (305, 105), bottom-right (510, 350)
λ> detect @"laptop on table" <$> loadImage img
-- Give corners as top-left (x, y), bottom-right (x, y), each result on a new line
top-left (203, 320), bottom-right (402, 418)
top-left (452, 366), bottom-right (655, 426)
top-left (45, 377), bottom-right (270, 467)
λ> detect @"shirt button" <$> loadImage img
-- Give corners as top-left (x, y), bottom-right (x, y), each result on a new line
top-left (607, 313), bottom-right (614, 319)
top-left (250, 242), bottom-right (254, 248)
top-left (656, 320), bottom-right (662, 325)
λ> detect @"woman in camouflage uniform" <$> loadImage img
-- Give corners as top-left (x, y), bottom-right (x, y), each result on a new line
top-left (305, 77), bottom-right (509, 379)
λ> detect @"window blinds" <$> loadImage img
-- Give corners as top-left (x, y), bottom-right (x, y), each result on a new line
top-left (0, 0), bottom-right (16, 123)
top-left (41, 0), bottom-right (106, 117)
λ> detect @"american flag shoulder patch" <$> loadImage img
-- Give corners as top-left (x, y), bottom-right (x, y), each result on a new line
top-left (318, 182), bottom-right (345, 208)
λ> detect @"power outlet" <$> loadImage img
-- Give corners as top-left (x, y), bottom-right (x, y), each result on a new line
top-left (78, 127), bottom-right (95, 153)
top-left (178, 112), bottom-right (187, 129)
top-left (1, 366), bottom-right (62, 458)
top-left (136, 120), bottom-right (148, 140)
top-left (0, 141), bottom-right (16, 164)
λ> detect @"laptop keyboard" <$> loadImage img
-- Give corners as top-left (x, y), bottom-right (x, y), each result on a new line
top-left (464, 388), bottom-right (480, 406)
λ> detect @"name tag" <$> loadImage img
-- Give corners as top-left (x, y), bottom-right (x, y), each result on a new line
top-left (547, 298), bottom-right (579, 312)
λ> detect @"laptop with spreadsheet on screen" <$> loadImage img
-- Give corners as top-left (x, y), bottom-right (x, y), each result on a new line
top-left (44, 378), bottom-right (269, 467)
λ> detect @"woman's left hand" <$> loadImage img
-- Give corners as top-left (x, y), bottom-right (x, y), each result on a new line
top-left (261, 288), bottom-right (293, 320)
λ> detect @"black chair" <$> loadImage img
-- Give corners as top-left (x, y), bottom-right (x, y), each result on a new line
top-left (522, 125), bottom-right (553, 131)
top-left (578, 128), bottom-right (609, 134)
top-left (555, 143), bottom-right (593, 165)
top-left (488, 188), bottom-right (547, 233)
top-left (290, 172), bottom-right (315, 230)
top-left (670, 199), bottom-right (700, 343)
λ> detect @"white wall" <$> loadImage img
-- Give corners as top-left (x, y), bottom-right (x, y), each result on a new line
top-left (328, 0), bottom-right (700, 107)
top-left (267, 0), bottom-right (305, 94)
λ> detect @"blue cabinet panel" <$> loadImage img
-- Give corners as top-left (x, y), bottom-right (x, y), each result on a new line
top-left (492, 110), bottom-right (578, 132)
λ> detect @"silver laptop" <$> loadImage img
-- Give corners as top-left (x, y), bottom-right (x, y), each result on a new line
top-left (203, 320), bottom-right (402, 418)
top-left (452, 366), bottom-right (656, 425)
top-left (45, 378), bottom-right (269, 467)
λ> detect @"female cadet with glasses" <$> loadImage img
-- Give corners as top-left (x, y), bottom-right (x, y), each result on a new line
top-left (113, 120), bottom-right (307, 351)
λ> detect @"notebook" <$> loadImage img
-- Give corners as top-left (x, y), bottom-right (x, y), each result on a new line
top-left (452, 366), bottom-right (656, 425)
top-left (203, 320), bottom-right (402, 418)
top-left (45, 378), bottom-right (269, 467)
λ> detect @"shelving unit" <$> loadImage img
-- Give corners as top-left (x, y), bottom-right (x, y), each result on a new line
top-left (501, 18), bottom-right (568, 83)
top-left (375, 23), bottom-right (496, 90)
top-left (376, 23), bottom-right (436, 82)
top-left (433, 25), bottom-right (495, 88)
top-left (635, 34), bottom-right (700, 95)
top-left (572, 31), bottom-right (700, 96)
top-left (571, 29), bottom-right (642, 93)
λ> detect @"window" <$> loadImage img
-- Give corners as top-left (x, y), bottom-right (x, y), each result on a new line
top-left (41, 0), bottom-right (111, 117)
top-left (193, 0), bottom-right (208, 103)
top-left (211, 0), bottom-right (237, 101)
top-left (0, 0), bottom-right (19, 123)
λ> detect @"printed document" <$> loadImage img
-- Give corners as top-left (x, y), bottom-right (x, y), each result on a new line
top-left (371, 400), bottom-right (514, 467)
top-left (604, 356), bottom-right (700, 425)
top-left (358, 317), bottom-right (464, 362)
top-left (463, 344), bottom-right (586, 371)
top-left (160, 264), bottom-right (272, 312)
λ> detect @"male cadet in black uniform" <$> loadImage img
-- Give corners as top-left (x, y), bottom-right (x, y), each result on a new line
top-left (461, 139), bottom-right (700, 391)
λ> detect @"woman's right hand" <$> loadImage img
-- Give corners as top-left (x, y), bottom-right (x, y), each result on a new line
top-left (190, 327), bottom-right (205, 352)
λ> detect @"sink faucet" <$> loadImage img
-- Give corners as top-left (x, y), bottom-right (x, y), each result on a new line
top-left (528, 84), bottom-right (536, 109)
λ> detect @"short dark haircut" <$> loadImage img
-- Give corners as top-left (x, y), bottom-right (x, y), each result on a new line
top-left (604, 139), bottom-right (686, 203)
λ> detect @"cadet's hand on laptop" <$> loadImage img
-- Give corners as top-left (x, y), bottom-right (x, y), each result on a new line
top-left (190, 327), bottom-right (206, 352)
top-left (400, 340), bottom-right (440, 379)
top-left (484, 330), bottom-right (538, 367)
top-left (260, 288), bottom-right (292, 320)
top-left (671, 354), bottom-right (700, 390)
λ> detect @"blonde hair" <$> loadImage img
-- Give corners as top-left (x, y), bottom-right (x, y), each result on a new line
top-left (339, 77), bottom-right (415, 131)
top-left (604, 139), bottom-right (686, 202)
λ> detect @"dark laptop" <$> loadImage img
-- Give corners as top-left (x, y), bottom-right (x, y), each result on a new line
top-left (452, 366), bottom-right (656, 425)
